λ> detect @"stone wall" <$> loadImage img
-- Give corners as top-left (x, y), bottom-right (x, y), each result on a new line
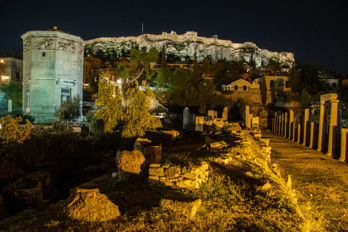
top-left (148, 162), bottom-right (209, 190)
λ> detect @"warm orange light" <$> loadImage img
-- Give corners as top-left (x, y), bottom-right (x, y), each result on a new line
top-left (1, 76), bottom-right (10, 81)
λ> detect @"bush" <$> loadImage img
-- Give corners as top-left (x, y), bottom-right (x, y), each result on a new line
top-left (0, 115), bottom-right (32, 144)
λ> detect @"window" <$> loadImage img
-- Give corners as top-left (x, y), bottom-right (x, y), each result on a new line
top-left (61, 88), bottom-right (71, 104)
top-left (234, 85), bottom-right (238, 91)
top-left (243, 85), bottom-right (247, 91)
top-left (42, 52), bottom-right (46, 57)
top-left (270, 80), bottom-right (275, 88)
top-left (285, 81), bottom-right (290, 88)
top-left (24, 86), bottom-right (30, 112)
top-left (15, 72), bottom-right (20, 81)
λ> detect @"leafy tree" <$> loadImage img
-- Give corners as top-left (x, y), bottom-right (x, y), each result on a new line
top-left (55, 96), bottom-right (81, 123)
top-left (289, 61), bottom-right (328, 95)
top-left (94, 77), bottom-right (124, 133)
top-left (156, 67), bottom-right (172, 88)
top-left (260, 77), bottom-right (267, 105)
top-left (124, 48), bottom-right (159, 87)
top-left (122, 83), bottom-right (162, 138)
top-left (160, 46), bottom-right (167, 67)
top-left (0, 115), bottom-right (32, 144)
top-left (0, 81), bottom-right (22, 108)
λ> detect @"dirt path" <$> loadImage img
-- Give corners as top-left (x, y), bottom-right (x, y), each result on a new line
top-left (262, 130), bottom-right (348, 231)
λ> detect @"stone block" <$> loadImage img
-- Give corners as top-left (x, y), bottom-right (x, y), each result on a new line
top-left (175, 179), bottom-right (200, 190)
top-left (160, 198), bottom-right (201, 218)
top-left (116, 150), bottom-right (146, 181)
top-left (164, 166), bottom-right (181, 178)
top-left (72, 126), bottom-right (81, 133)
top-left (65, 188), bottom-right (120, 222)
top-left (183, 172), bottom-right (197, 180)
top-left (149, 167), bottom-right (164, 176)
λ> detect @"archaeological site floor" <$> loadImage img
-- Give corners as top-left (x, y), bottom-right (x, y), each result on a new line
top-left (263, 130), bottom-right (348, 231)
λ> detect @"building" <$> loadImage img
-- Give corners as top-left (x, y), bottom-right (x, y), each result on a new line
top-left (21, 27), bottom-right (85, 122)
top-left (222, 78), bottom-right (260, 92)
top-left (263, 76), bottom-right (291, 92)
top-left (0, 57), bottom-right (23, 84)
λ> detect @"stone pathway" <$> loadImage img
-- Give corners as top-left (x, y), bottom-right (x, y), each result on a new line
top-left (262, 130), bottom-right (348, 231)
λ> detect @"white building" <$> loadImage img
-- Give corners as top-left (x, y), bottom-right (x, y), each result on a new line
top-left (21, 27), bottom-right (85, 122)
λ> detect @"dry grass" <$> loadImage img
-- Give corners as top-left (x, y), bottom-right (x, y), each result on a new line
top-left (2, 131), bottom-right (329, 232)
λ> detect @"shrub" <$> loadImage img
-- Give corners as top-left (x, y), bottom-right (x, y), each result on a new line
top-left (0, 115), bottom-right (32, 144)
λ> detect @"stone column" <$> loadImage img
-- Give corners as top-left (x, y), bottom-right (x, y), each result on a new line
top-left (245, 106), bottom-right (250, 129)
top-left (222, 107), bottom-right (228, 121)
top-left (280, 113), bottom-right (284, 137)
top-left (292, 119), bottom-right (297, 141)
top-left (278, 114), bottom-right (282, 136)
top-left (195, 116), bottom-right (204, 132)
top-left (183, 107), bottom-right (189, 129)
top-left (340, 128), bottom-right (348, 163)
top-left (297, 123), bottom-right (301, 144)
top-left (303, 109), bottom-right (310, 146)
top-left (327, 99), bottom-right (339, 157)
top-left (274, 112), bottom-right (278, 134)
top-left (283, 112), bottom-right (288, 138)
top-left (275, 113), bottom-right (279, 135)
top-left (317, 100), bottom-right (325, 152)
top-left (289, 110), bottom-right (294, 139)
top-left (309, 121), bottom-right (315, 149)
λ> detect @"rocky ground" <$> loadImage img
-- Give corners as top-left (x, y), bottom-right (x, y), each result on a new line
top-left (0, 123), bottom-right (331, 231)
top-left (263, 130), bottom-right (348, 231)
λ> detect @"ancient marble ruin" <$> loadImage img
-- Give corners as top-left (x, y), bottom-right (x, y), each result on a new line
top-left (85, 31), bottom-right (294, 67)
top-left (21, 28), bottom-right (84, 122)
top-left (271, 93), bottom-right (347, 163)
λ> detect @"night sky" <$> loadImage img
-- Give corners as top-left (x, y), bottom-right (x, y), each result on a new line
top-left (2, 0), bottom-right (348, 75)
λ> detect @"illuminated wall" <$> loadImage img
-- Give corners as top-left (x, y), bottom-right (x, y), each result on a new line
top-left (21, 29), bottom-right (85, 122)
top-left (0, 57), bottom-right (23, 84)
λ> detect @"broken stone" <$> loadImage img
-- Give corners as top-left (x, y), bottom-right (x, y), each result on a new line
top-left (65, 188), bottom-right (120, 222)
top-left (164, 166), bottom-right (181, 178)
top-left (175, 179), bottom-right (200, 190)
top-left (160, 198), bottom-right (202, 218)
top-left (183, 172), bottom-right (196, 180)
top-left (150, 163), bottom-right (161, 168)
top-left (149, 167), bottom-right (165, 176)
top-left (148, 175), bottom-right (159, 184)
top-left (24, 171), bottom-right (51, 187)
top-left (260, 182), bottom-right (272, 191)
top-left (134, 138), bottom-right (152, 151)
top-left (14, 187), bottom-right (43, 206)
top-left (116, 150), bottom-right (146, 181)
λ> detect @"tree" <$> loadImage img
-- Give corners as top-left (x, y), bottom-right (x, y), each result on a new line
top-left (0, 115), bottom-right (32, 144)
top-left (55, 96), bottom-right (81, 123)
top-left (121, 82), bottom-right (162, 138)
top-left (94, 77), bottom-right (124, 133)
top-left (160, 46), bottom-right (167, 68)
top-left (260, 76), bottom-right (267, 105)
top-left (0, 81), bottom-right (22, 108)
top-left (124, 48), bottom-right (159, 87)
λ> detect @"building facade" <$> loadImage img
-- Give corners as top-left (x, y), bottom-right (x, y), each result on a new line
top-left (0, 57), bottom-right (23, 84)
top-left (21, 28), bottom-right (85, 122)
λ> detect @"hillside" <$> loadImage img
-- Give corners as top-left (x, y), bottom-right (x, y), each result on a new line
top-left (85, 31), bottom-right (294, 67)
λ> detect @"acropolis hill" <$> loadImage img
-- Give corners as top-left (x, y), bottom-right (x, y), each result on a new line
top-left (85, 31), bottom-right (295, 67)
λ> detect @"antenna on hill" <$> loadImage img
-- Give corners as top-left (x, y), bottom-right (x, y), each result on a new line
top-left (142, 22), bottom-right (144, 35)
